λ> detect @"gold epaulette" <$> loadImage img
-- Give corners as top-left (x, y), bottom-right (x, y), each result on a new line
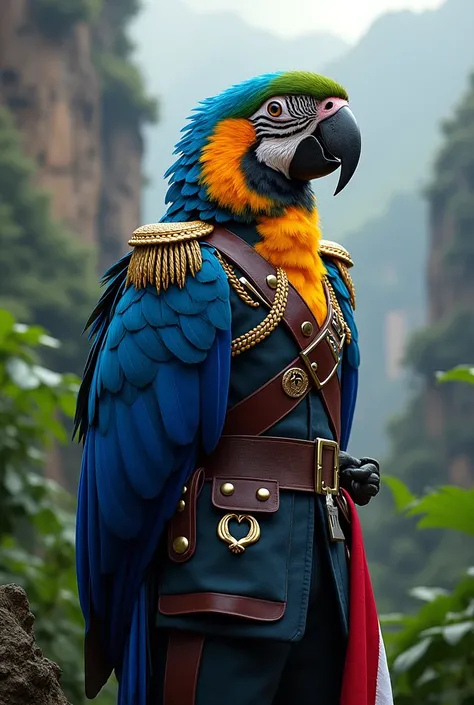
top-left (127, 220), bottom-right (214, 291)
top-left (319, 239), bottom-right (356, 310)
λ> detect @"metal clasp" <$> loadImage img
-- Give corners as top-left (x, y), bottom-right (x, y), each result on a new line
top-left (300, 330), bottom-right (345, 389)
top-left (315, 438), bottom-right (340, 495)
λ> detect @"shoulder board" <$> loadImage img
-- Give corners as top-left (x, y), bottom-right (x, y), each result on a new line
top-left (319, 239), bottom-right (354, 268)
top-left (127, 220), bottom-right (214, 291)
top-left (129, 220), bottom-right (214, 246)
top-left (319, 239), bottom-right (356, 310)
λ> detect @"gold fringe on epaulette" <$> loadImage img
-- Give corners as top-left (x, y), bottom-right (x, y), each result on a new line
top-left (126, 221), bottom-right (214, 292)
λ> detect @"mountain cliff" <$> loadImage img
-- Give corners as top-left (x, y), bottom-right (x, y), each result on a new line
top-left (0, 0), bottom-right (156, 272)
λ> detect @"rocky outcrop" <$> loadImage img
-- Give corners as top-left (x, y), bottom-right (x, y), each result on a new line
top-left (0, 0), bottom-right (101, 247)
top-left (0, 585), bottom-right (69, 705)
top-left (0, 0), bottom-right (145, 266)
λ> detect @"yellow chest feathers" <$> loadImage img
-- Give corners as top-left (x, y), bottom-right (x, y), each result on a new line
top-left (255, 206), bottom-right (328, 325)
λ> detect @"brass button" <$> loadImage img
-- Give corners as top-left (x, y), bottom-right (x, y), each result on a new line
top-left (221, 482), bottom-right (235, 496)
top-left (256, 488), bottom-right (270, 501)
top-left (182, 486), bottom-right (187, 494)
top-left (266, 274), bottom-right (277, 290)
top-left (172, 536), bottom-right (189, 554)
top-left (301, 321), bottom-right (313, 337)
top-left (177, 499), bottom-right (186, 513)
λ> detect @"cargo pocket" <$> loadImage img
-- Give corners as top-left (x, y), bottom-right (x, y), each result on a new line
top-left (157, 471), bottom-right (295, 633)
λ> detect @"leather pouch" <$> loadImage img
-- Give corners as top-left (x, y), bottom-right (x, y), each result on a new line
top-left (157, 468), bottom-right (315, 642)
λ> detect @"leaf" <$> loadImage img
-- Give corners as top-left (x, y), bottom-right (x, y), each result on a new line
top-left (58, 390), bottom-right (78, 418)
top-left (393, 637), bottom-right (432, 673)
top-left (384, 475), bottom-right (417, 512)
top-left (0, 309), bottom-right (15, 341)
top-left (436, 365), bottom-right (474, 384)
top-left (423, 621), bottom-right (474, 645)
top-left (407, 486), bottom-right (474, 535)
top-left (6, 358), bottom-right (40, 389)
top-left (410, 586), bottom-right (450, 602)
top-left (380, 612), bottom-right (406, 625)
top-left (31, 365), bottom-right (62, 387)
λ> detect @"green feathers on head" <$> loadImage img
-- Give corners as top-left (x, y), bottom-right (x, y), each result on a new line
top-left (228, 71), bottom-right (349, 120)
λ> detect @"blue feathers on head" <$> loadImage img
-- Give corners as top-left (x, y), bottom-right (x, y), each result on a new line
top-left (162, 72), bottom-right (286, 224)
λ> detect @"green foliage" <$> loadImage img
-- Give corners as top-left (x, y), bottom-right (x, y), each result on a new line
top-left (92, 0), bottom-right (157, 130)
top-left (437, 365), bottom-right (474, 385)
top-left (97, 52), bottom-right (158, 128)
top-left (366, 72), bottom-right (474, 614)
top-left (0, 106), bottom-right (98, 375)
top-left (32, 0), bottom-right (102, 38)
top-left (383, 477), bottom-right (474, 704)
top-left (0, 309), bottom-right (116, 704)
top-left (408, 309), bottom-right (474, 378)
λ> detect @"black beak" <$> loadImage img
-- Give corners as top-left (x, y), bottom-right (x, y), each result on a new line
top-left (288, 106), bottom-right (361, 195)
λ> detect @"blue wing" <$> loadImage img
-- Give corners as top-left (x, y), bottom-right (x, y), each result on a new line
top-left (323, 259), bottom-right (360, 451)
top-left (74, 244), bottom-right (232, 705)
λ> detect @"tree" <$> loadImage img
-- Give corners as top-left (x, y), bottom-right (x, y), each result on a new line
top-left (0, 107), bottom-right (98, 376)
top-left (367, 73), bottom-right (474, 613)
top-left (0, 309), bottom-right (116, 704)
top-left (383, 367), bottom-right (474, 704)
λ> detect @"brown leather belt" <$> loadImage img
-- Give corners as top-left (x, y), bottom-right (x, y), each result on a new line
top-left (168, 436), bottom-right (341, 564)
top-left (206, 227), bottom-right (343, 442)
top-left (204, 435), bottom-right (340, 495)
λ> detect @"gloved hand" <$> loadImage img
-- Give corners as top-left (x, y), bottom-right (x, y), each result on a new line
top-left (338, 451), bottom-right (380, 506)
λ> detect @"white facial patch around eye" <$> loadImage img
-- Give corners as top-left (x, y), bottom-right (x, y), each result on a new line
top-left (254, 120), bottom-right (318, 179)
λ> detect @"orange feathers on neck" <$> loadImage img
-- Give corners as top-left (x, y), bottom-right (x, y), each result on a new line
top-left (199, 118), bottom-right (327, 323)
top-left (256, 206), bottom-right (327, 325)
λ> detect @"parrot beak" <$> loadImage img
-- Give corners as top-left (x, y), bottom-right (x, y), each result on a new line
top-left (288, 106), bottom-right (361, 195)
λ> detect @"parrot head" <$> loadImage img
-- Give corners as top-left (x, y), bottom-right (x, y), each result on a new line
top-left (164, 71), bottom-right (361, 224)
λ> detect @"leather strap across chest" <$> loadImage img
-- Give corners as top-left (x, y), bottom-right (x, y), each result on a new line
top-left (206, 227), bottom-right (343, 443)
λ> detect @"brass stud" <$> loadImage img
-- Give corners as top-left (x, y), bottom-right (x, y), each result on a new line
top-left (256, 488), bottom-right (270, 502)
top-left (301, 321), bottom-right (314, 337)
top-left (221, 482), bottom-right (235, 497)
top-left (266, 274), bottom-right (277, 290)
top-left (311, 362), bottom-right (318, 372)
top-left (177, 499), bottom-right (186, 513)
top-left (182, 486), bottom-right (187, 495)
top-left (172, 536), bottom-right (189, 554)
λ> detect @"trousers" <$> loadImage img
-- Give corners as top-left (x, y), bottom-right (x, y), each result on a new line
top-left (151, 518), bottom-right (349, 705)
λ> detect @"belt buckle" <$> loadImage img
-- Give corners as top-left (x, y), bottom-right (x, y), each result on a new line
top-left (300, 330), bottom-right (345, 390)
top-left (315, 438), bottom-right (340, 495)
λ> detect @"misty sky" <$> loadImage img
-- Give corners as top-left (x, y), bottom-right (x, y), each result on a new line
top-left (183, 0), bottom-right (444, 41)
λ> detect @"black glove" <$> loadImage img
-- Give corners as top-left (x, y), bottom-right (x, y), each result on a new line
top-left (338, 451), bottom-right (380, 506)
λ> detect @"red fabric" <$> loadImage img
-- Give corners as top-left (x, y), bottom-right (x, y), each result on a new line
top-left (340, 491), bottom-right (391, 705)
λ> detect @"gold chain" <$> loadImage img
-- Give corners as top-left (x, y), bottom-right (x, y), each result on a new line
top-left (231, 267), bottom-right (289, 357)
top-left (325, 277), bottom-right (352, 344)
top-left (215, 252), bottom-right (260, 308)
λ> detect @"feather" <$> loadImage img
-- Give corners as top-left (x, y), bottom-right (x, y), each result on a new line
top-left (117, 334), bottom-right (157, 388)
top-left (75, 245), bottom-right (232, 705)
top-left (160, 325), bottom-right (207, 364)
top-left (156, 362), bottom-right (200, 445)
top-left (133, 326), bottom-right (172, 362)
top-left (323, 258), bottom-right (360, 450)
top-left (200, 327), bottom-right (232, 453)
top-left (180, 314), bottom-right (216, 350)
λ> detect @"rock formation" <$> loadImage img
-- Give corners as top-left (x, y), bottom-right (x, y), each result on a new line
top-left (0, 584), bottom-right (69, 705)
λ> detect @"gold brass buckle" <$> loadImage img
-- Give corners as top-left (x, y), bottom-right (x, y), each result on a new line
top-left (300, 330), bottom-right (345, 389)
top-left (315, 438), bottom-right (340, 495)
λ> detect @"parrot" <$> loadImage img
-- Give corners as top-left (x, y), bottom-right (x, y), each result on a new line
top-left (74, 70), bottom-right (375, 705)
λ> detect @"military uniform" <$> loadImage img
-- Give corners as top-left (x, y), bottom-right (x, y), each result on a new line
top-left (151, 224), bottom-right (356, 705)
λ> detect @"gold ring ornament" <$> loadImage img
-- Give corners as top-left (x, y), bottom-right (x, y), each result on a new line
top-left (217, 514), bottom-right (261, 555)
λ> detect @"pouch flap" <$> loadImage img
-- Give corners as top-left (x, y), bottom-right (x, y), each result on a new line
top-left (212, 476), bottom-right (279, 513)
top-left (159, 592), bottom-right (285, 622)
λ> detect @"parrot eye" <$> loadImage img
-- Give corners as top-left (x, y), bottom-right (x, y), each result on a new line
top-left (267, 101), bottom-right (283, 118)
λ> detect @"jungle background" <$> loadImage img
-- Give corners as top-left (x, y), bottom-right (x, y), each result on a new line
top-left (0, 0), bottom-right (473, 702)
